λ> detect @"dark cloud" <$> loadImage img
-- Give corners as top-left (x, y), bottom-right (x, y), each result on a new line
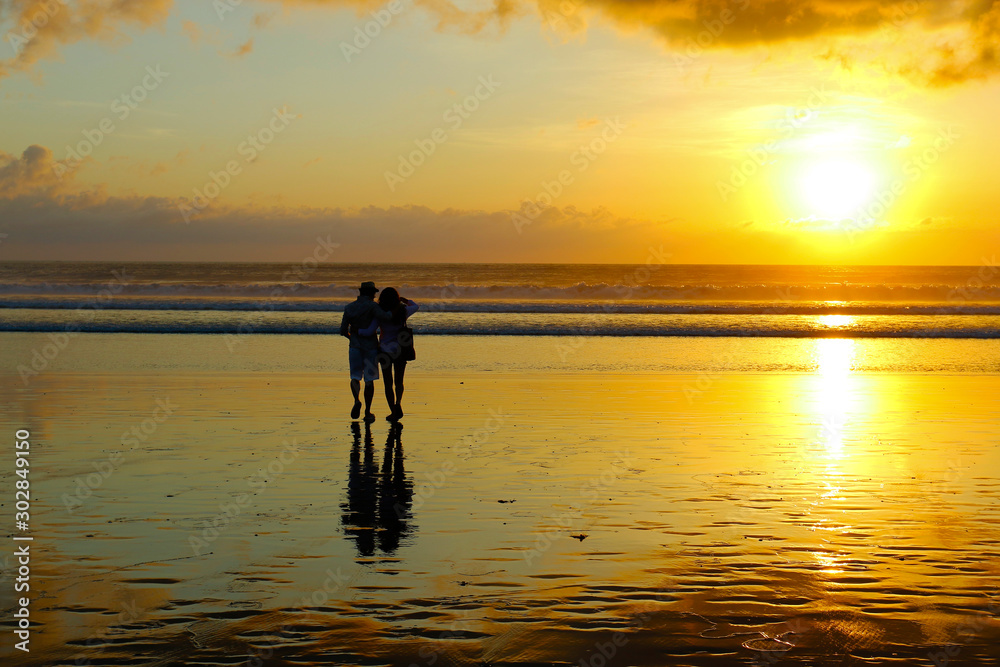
top-left (549, 0), bottom-right (1000, 85)
top-left (0, 147), bottom-right (669, 261)
top-left (0, 144), bottom-right (77, 198)
top-left (1, 159), bottom-right (985, 265)
top-left (0, 192), bottom-right (649, 262)
top-left (279, 0), bottom-right (1000, 85)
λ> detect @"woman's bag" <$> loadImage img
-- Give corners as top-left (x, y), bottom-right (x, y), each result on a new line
top-left (398, 325), bottom-right (416, 361)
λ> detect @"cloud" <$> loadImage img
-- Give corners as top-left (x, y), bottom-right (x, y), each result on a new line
top-left (554, 0), bottom-right (1000, 86)
top-left (1, 0), bottom-right (174, 79)
top-left (181, 19), bottom-right (201, 44)
top-left (181, 19), bottom-right (223, 47)
top-left (0, 196), bottom-right (991, 265)
top-left (0, 144), bottom-right (77, 198)
top-left (0, 149), bottom-right (680, 261)
top-left (0, 190), bottom-right (560, 261)
top-left (251, 11), bottom-right (275, 29)
top-left (813, 0), bottom-right (1000, 87)
top-left (148, 149), bottom-right (191, 176)
top-left (913, 2), bottom-right (1000, 86)
top-left (230, 37), bottom-right (254, 58)
top-left (2, 159), bottom-right (990, 265)
top-left (3, 0), bottom-right (1000, 85)
top-left (0, 0), bottom-right (519, 79)
top-left (263, 0), bottom-right (1000, 85)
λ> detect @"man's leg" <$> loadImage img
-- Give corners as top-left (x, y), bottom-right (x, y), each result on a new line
top-left (361, 348), bottom-right (380, 422)
top-left (364, 380), bottom-right (376, 420)
top-left (350, 379), bottom-right (362, 419)
top-left (349, 348), bottom-right (364, 419)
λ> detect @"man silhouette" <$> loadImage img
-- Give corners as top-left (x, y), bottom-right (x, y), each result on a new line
top-left (340, 281), bottom-right (392, 422)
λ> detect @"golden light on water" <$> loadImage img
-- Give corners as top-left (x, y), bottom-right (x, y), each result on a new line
top-left (818, 314), bottom-right (854, 328)
top-left (814, 338), bottom-right (857, 458)
top-left (812, 548), bottom-right (848, 574)
top-left (808, 338), bottom-right (861, 575)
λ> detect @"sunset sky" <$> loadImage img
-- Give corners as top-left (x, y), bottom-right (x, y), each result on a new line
top-left (1, 0), bottom-right (999, 263)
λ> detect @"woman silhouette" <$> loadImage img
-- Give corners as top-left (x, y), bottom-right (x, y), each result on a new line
top-left (359, 287), bottom-right (419, 421)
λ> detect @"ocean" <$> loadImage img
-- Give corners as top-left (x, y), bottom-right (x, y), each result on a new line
top-left (4, 262), bottom-right (1000, 666)
top-left (2, 261), bottom-right (999, 339)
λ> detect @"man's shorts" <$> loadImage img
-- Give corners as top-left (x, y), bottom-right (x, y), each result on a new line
top-left (349, 346), bottom-right (380, 381)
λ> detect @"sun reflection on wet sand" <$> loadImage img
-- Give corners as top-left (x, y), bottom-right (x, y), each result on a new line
top-left (813, 338), bottom-right (857, 459)
top-left (4, 336), bottom-right (1000, 665)
top-left (806, 338), bottom-right (860, 578)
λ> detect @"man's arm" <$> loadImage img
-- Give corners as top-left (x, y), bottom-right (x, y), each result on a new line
top-left (339, 309), bottom-right (350, 338)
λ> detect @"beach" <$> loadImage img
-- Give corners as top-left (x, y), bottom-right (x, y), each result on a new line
top-left (1, 333), bottom-right (998, 666)
top-left (6, 0), bottom-right (1000, 657)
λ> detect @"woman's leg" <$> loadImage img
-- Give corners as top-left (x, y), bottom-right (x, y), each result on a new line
top-left (393, 361), bottom-right (406, 416)
top-left (380, 358), bottom-right (396, 412)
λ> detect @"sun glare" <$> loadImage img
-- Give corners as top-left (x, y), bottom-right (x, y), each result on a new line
top-left (798, 158), bottom-right (879, 221)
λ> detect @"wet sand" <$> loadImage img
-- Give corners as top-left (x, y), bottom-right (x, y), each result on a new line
top-left (1, 334), bottom-right (999, 666)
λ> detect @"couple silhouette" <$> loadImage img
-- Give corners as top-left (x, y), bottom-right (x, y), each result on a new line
top-left (340, 281), bottom-right (419, 423)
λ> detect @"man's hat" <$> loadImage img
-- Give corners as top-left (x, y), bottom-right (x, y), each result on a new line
top-left (359, 281), bottom-right (378, 294)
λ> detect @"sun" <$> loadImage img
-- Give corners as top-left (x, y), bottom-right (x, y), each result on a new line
top-left (797, 157), bottom-right (879, 221)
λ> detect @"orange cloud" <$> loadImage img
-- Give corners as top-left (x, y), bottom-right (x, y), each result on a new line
top-left (252, 11), bottom-right (276, 29)
top-left (148, 149), bottom-right (191, 177)
top-left (2, 0), bottom-right (1000, 86)
top-left (181, 19), bottom-right (201, 44)
top-left (231, 37), bottom-right (254, 58)
top-left (267, 0), bottom-right (1000, 85)
top-left (1, 0), bottom-right (174, 78)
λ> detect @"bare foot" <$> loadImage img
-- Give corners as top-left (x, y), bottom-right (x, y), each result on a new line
top-left (363, 412), bottom-right (376, 423)
top-left (351, 401), bottom-right (362, 419)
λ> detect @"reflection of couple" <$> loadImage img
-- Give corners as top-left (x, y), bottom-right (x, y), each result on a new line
top-left (341, 422), bottom-right (413, 557)
top-left (340, 281), bottom-right (419, 423)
